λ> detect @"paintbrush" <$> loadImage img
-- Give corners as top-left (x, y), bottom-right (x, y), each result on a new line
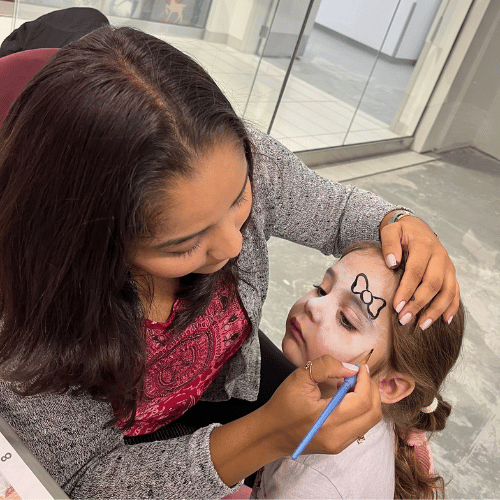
top-left (291, 349), bottom-right (373, 460)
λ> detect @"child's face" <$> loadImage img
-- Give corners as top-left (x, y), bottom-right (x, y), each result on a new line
top-left (282, 249), bottom-right (397, 393)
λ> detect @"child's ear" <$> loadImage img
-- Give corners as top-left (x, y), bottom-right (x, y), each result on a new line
top-left (378, 370), bottom-right (415, 404)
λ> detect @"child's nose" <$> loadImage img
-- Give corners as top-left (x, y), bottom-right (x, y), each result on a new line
top-left (304, 296), bottom-right (325, 324)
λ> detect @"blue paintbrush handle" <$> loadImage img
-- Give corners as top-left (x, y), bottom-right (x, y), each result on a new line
top-left (291, 374), bottom-right (358, 460)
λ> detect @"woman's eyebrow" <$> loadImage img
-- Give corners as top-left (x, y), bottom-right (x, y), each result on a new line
top-left (230, 169), bottom-right (249, 208)
top-left (154, 227), bottom-right (209, 249)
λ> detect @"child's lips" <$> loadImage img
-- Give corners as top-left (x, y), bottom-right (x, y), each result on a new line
top-left (290, 317), bottom-right (305, 343)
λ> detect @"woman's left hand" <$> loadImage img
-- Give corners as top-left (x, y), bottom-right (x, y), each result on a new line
top-left (379, 212), bottom-right (459, 329)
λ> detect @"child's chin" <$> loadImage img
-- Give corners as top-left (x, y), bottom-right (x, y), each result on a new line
top-left (281, 338), bottom-right (303, 368)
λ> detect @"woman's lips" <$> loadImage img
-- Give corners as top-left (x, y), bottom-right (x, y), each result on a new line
top-left (290, 317), bottom-right (305, 343)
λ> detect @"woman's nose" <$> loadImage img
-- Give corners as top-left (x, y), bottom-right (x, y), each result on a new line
top-left (208, 222), bottom-right (243, 261)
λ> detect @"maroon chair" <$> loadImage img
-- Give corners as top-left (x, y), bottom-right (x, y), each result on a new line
top-left (0, 47), bottom-right (59, 128)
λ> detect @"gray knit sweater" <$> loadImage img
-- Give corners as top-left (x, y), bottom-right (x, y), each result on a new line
top-left (0, 129), bottom-right (400, 499)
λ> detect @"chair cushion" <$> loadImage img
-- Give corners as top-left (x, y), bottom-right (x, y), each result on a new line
top-left (0, 47), bottom-right (58, 128)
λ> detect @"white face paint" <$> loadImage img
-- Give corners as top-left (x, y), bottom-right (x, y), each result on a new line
top-left (282, 250), bottom-right (397, 394)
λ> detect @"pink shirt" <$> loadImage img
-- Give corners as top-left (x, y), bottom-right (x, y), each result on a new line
top-left (122, 286), bottom-right (251, 436)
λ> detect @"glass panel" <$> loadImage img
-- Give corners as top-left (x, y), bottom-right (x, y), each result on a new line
top-left (391, 0), bottom-right (475, 137)
top-left (263, 0), bottom-right (446, 152)
top-left (343, 0), bottom-right (443, 145)
top-left (5, 0), bottom-right (475, 155)
top-left (11, 0), bottom-right (212, 28)
top-left (6, 0), bottom-right (278, 128)
top-left (241, 0), bottom-right (319, 134)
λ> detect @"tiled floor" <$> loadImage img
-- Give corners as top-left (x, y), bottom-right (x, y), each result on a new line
top-left (262, 147), bottom-right (500, 499)
top-left (0, 3), bottom-right (401, 152)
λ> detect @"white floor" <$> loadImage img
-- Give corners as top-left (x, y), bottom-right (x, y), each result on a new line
top-left (262, 148), bottom-right (500, 500)
top-left (0, 6), bottom-right (401, 152)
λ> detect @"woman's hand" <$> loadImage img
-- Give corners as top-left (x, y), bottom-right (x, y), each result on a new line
top-left (380, 212), bottom-right (459, 329)
top-left (262, 354), bottom-right (381, 457)
top-left (210, 355), bottom-right (381, 487)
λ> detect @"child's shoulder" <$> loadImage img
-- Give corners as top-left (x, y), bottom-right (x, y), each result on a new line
top-left (301, 417), bottom-right (394, 468)
top-left (258, 418), bottom-right (395, 499)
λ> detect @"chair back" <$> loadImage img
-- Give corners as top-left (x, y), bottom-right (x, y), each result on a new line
top-left (0, 47), bottom-right (58, 128)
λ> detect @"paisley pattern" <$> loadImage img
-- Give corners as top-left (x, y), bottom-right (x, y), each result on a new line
top-left (121, 286), bottom-right (250, 436)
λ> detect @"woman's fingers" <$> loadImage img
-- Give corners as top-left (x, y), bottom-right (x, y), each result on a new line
top-left (394, 243), bottom-right (442, 321)
top-left (264, 357), bottom-right (381, 457)
top-left (335, 364), bottom-right (377, 421)
top-left (315, 365), bottom-right (381, 454)
top-left (380, 215), bottom-right (460, 328)
top-left (442, 280), bottom-right (460, 324)
top-left (303, 354), bottom-right (360, 386)
top-left (379, 219), bottom-right (404, 269)
top-left (408, 257), bottom-right (458, 328)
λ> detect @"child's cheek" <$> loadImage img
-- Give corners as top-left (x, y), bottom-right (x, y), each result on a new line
top-left (313, 327), bottom-right (346, 360)
top-left (314, 327), bottom-right (362, 363)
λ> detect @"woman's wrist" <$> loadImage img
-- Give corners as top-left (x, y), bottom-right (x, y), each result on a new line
top-left (209, 405), bottom-right (284, 487)
top-left (380, 209), bottom-right (413, 233)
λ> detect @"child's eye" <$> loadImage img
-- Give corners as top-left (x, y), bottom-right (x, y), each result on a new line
top-left (340, 311), bottom-right (356, 331)
top-left (313, 285), bottom-right (327, 297)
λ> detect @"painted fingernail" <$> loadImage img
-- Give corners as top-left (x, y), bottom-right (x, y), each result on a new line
top-left (342, 362), bottom-right (359, 372)
top-left (447, 316), bottom-right (454, 325)
top-left (396, 301), bottom-right (406, 313)
top-left (420, 318), bottom-right (432, 331)
top-left (386, 254), bottom-right (397, 268)
top-left (400, 312), bottom-right (412, 325)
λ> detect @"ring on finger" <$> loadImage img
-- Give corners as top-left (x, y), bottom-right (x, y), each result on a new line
top-left (305, 361), bottom-right (318, 384)
top-left (356, 435), bottom-right (365, 444)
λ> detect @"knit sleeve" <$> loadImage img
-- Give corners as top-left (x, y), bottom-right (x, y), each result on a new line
top-left (248, 127), bottom-right (407, 256)
top-left (0, 383), bottom-right (240, 499)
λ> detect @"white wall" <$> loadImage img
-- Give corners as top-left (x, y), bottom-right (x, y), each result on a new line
top-left (475, 85), bottom-right (500, 160)
top-left (205, 0), bottom-right (267, 52)
top-left (205, 0), bottom-right (320, 55)
top-left (418, 0), bottom-right (500, 160)
top-left (315, 0), bottom-right (440, 61)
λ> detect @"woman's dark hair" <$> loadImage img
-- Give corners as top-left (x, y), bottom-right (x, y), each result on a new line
top-left (0, 26), bottom-right (253, 427)
top-left (341, 241), bottom-right (465, 499)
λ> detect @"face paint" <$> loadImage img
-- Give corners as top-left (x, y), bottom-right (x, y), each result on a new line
top-left (351, 273), bottom-right (387, 320)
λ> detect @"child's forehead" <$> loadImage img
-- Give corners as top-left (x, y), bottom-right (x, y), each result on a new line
top-left (329, 251), bottom-right (393, 287)
top-left (338, 248), bottom-right (385, 267)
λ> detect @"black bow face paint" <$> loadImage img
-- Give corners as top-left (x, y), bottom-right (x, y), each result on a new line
top-left (351, 273), bottom-right (387, 320)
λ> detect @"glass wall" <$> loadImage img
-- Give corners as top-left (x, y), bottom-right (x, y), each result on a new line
top-left (247, 0), bottom-right (443, 151)
top-left (257, 0), bottom-right (474, 152)
top-left (7, 0), bottom-right (473, 154)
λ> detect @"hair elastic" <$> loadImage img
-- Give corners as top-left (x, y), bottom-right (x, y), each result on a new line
top-left (421, 397), bottom-right (438, 413)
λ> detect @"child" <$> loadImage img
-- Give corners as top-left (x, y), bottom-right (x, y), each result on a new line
top-left (0, 26), bottom-right (459, 498)
top-left (254, 241), bottom-right (464, 499)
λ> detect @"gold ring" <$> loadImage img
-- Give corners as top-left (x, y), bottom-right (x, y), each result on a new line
top-left (305, 361), bottom-right (318, 384)
top-left (356, 435), bottom-right (365, 444)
